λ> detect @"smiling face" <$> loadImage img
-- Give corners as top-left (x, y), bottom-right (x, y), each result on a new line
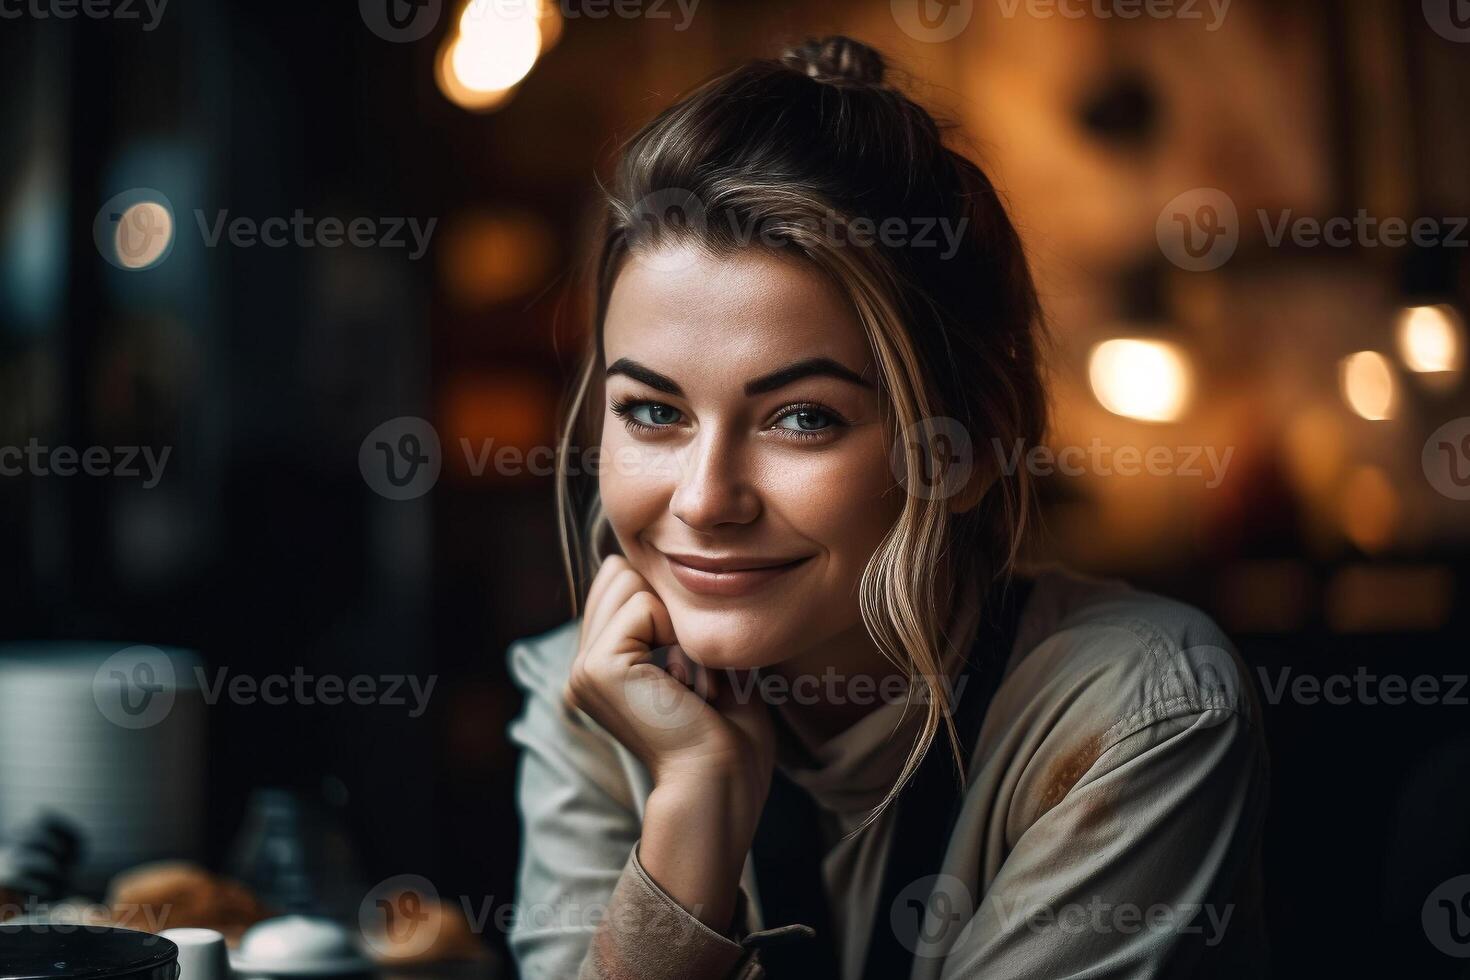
top-left (598, 243), bottom-right (905, 670)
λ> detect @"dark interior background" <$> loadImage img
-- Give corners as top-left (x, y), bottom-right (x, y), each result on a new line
top-left (2, 0), bottom-right (1469, 975)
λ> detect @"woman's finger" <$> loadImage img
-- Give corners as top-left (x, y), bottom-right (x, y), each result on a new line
top-left (578, 557), bottom-right (631, 647)
top-left (597, 589), bottom-right (677, 665)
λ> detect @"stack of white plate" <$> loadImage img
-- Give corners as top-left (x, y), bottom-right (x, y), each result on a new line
top-left (0, 643), bottom-right (206, 895)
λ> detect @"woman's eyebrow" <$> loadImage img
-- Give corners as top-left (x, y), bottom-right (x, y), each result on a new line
top-left (605, 356), bottom-right (873, 398)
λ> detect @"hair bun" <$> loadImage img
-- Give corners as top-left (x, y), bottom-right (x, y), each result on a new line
top-left (780, 36), bottom-right (886, 88)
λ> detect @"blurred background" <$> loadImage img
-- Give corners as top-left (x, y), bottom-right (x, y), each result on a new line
top-left (1, 0), bottom-right (1469, 974)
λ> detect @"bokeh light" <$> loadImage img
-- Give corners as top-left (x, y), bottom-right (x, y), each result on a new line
top-left (1338, 351), bottom-right (1395, 421)
top-left (1088, 338), bottom-right (1193, 422)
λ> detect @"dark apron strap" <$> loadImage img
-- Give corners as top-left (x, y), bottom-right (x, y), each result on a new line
top-left (751, 575), bottom-right (1033, 980)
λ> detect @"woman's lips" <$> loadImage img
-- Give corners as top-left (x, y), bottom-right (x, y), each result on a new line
top-left (659, 551), bottom-right (812, 597)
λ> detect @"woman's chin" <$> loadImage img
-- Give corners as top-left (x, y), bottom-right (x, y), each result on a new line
top-left (665, 609), bottom-right (791, 671)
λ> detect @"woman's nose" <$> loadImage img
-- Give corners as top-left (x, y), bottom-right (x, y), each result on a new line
top-left (669, 430), bottom-right (761, 531)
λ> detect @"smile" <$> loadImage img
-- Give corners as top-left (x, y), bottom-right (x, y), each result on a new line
top-left (659, 551), bottom-right (812, 597)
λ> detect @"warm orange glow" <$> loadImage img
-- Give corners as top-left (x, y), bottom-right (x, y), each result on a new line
top-left (1338, 351), bottom-right (1395, 421)
top-left (440, 210), bottom-right (556, 308)
top-left (1088, 338), bottom-right (1192, 422)
top-left (1396, 304), bottom-right (1464, 375)
top-left (441, 372), bottom-right (559, 481)
top-left (1339, 465), bottom-right (1399, 552)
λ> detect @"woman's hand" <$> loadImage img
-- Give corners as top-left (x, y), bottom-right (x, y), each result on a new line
top-left (565, 554), bottom-right (775, 792)
top-left (563, 554), bottom-right (775, 931)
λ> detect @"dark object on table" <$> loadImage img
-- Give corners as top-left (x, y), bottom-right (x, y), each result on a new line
top-left (0, 925), bottom-right (178, 980)
top-left (0, 811), bottom-right (84, 906)
top-left (226, 788), bottom-right (368, 920)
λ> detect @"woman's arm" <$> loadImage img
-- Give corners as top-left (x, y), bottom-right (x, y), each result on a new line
top-left (508, 557), bottom-right (776, 980)
top-left (937, 704), bottom-right (1268, 979)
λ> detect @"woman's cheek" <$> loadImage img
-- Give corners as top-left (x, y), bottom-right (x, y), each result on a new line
top-left (598, 432), bottom-right (675, 555)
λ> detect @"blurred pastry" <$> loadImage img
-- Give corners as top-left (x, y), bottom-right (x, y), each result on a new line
top-left (108, 860), bottom-right (271, 944)
top-left (362, 888), bottom-right (486, 964)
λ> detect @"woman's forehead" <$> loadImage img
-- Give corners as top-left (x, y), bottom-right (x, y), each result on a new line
top-left (603, 244), bottom-right (872, 373)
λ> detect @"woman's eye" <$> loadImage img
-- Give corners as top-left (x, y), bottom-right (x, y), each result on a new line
top-left (628, 402), bottom-right (682, 426)
top-left (608, 399), bottom-right (682, 429)
top-left (772, 407), bottom-right (836, 432)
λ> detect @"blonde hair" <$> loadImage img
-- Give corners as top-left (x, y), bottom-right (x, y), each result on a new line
top-left (555, 36), bottom-right (1046, 826)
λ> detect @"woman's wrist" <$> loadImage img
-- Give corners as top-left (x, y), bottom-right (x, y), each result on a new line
top-left (639, 770), bottom-right (766, 934)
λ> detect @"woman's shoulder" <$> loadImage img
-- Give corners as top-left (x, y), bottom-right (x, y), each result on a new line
top-left (1007, 565), bottom-right (1259, 743)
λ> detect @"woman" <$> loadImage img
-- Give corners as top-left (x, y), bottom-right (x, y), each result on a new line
top-left (507, 36), bottom-right (1267, 980)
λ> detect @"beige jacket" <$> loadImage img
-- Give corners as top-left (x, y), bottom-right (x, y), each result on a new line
top-left (506, 567), bottom-right (1269, 979)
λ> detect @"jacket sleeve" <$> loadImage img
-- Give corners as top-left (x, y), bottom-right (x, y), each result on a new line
top-left (938, 703), bottom-right (1268, 979)
top-left (506, 631), bottom-right (768, 980)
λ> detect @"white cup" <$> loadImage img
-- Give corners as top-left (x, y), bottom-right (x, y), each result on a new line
top-left (161, 927), bottom-right (232, 980)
